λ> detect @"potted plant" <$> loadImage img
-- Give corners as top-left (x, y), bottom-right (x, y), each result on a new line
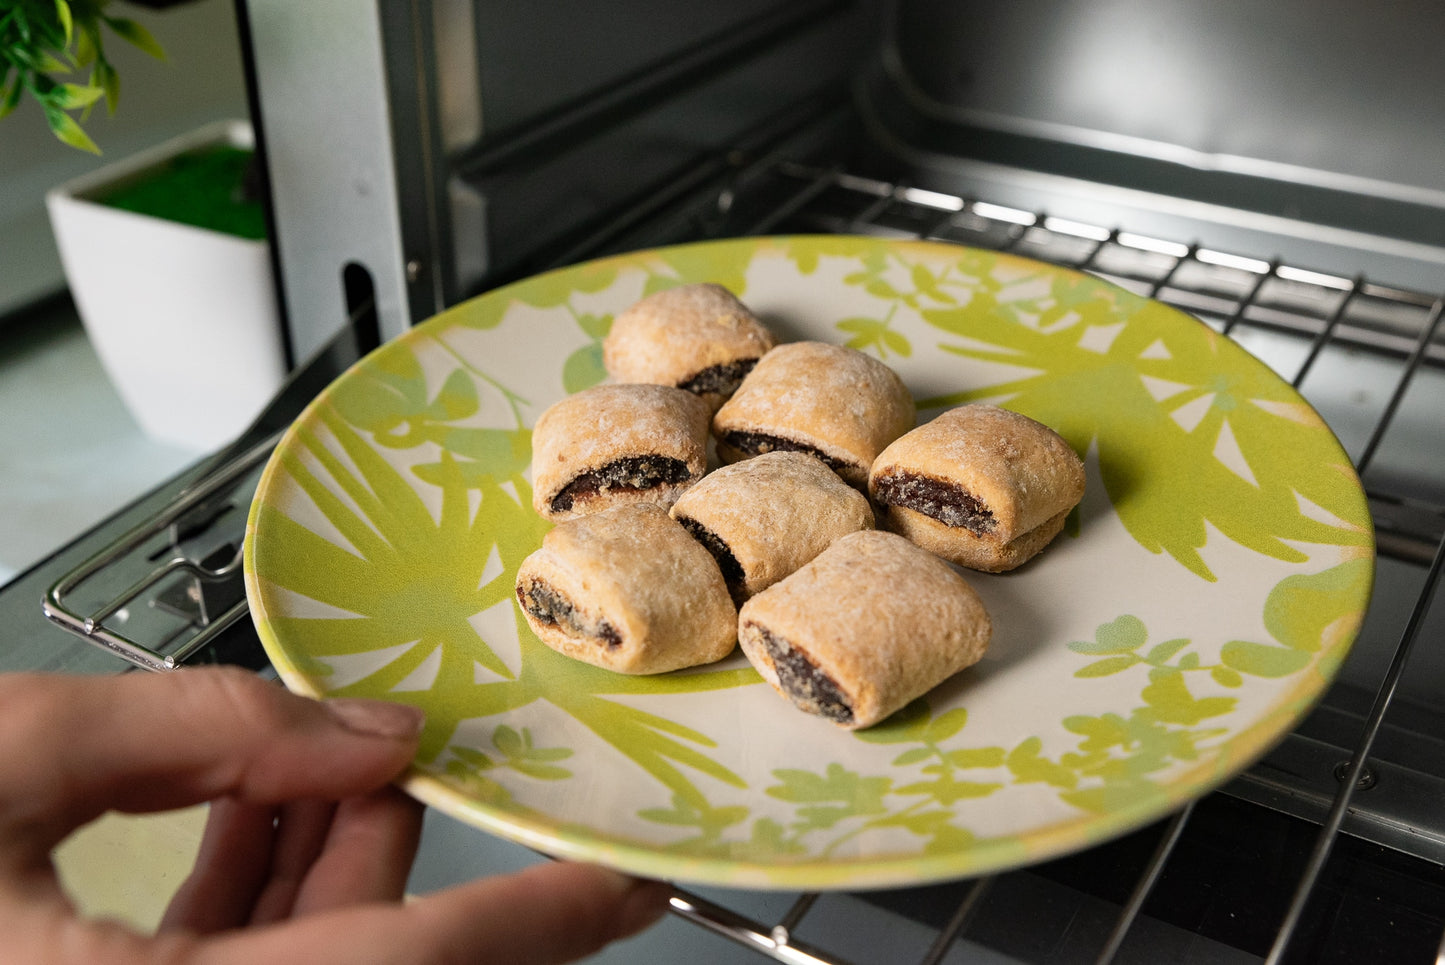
top-left (4, 0), bottom-right (287, 451)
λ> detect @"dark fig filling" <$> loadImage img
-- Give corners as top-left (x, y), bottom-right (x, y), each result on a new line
top-left (873, 470), bottom-right (996, 536)
top-left (676, 515), bottom-right (746, 605)
top-left (718, 431), bottom-right (848, 474)
top-left (749, 623), bottom-right (853, 724)
top-left (550, 456), bottom-right (693, 513)
top-left (677, 357), bottom-right (759, 397)
top-left (517, 579), bottom-right (622, 649)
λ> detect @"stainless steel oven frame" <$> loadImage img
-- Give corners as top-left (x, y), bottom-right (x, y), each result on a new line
top-left (22, 0), bottom-right (1445, 961)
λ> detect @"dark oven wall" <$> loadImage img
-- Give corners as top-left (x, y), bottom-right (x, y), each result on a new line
top-left (452, 0), bottom-right (880, 294)
top-left (870, 0), bottom-right (1445, 276)
top-left (243, 0), bottom-right (880, 363)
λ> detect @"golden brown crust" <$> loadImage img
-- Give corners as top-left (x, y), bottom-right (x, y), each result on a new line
top-left (515, 504), bottom-right (737, 674)
top-left (603, 283), bottom-right (776, 412)
top-left (530, 383), bottom-right (711, 521)
top-left (879, 504), bottom-right (1071, 573)
top-left (737, 530), bottom-right (991, 729)
top-left (869, 404), bottom-right (1084, 570)
top-left (711, 342), bottom-right (916, 489)
top-left (669, 451), bottom-right (874, 602)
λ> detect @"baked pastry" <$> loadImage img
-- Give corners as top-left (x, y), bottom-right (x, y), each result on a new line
top-left (669, 450), bottom-right (874, 605)
top-left (515, 503), bottom-right (737, 674)
top-left (603, 283), bottom-right (776, 412)
top-left (737, 530), bottom-right (991, 729)
top-left (530, 383), bottom-right (710, 521)
top-left (869, 404), bottom-right (1085, 572)
top-left (711, 341), bottom-right (916, 489)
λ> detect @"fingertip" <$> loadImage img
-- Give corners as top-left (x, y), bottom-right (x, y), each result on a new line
top-left (527, 862), bottom-right (673, 948)
top-left (615, 876), bottom-right (674, 940)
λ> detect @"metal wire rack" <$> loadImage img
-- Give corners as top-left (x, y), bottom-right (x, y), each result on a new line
top-left (650, 163), bottom-right (1445, 964)
top-left (42, 159), bottom-right (1445, 963)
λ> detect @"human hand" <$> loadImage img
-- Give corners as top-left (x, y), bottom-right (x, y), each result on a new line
top-left (0, 667), bottom-right (670, 964)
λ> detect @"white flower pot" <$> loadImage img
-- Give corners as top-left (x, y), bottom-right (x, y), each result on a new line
top-left (46, 120), bottom-right (287, 452)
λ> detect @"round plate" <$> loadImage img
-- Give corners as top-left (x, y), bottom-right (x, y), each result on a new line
top-left (244, 236), bottom-right (1373, 890)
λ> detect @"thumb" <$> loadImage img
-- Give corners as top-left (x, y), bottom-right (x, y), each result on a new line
top-left (0, 668), bottom-right (423, 869)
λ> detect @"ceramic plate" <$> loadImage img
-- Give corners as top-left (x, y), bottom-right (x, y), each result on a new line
top-left (244, 236), bottom-right (1373, 890)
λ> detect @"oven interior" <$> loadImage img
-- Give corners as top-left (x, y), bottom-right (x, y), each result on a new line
top-left (17, 0), bottom-right (1445, 961)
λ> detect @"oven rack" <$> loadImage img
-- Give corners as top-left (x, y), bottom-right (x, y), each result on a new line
top-left (646, 163), bottom-right (1445, 964)
top-left (42, 161), bottom-right (1445, 963)
top-left (41, 433), bottom-right (280, 673)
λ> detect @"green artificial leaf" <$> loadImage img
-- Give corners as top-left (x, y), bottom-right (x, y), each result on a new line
top-left (35, 51), bottom-right (72, 74)
top-left (50, 80), bottom-right (101, 109)
top-left (93, 58), bottom-right (118, 113)
top-left (104, 16), bottom-right (164, 60)
top-left (55, 0), bottom-right (74, 44)
top-left (0, 77), bottom-right (22, 118)
top-left (74, 22), bottom-right (98, 69)
top-left (44, 106), bottom-right (98, 153)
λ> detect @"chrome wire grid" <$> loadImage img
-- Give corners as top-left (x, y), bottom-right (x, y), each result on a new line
top-left (41, 434), bottom-right (279, 673)
top-left (654, 163), bottom-right (1445, 964)
top-left (43, 160), bottom-right (1445, 963)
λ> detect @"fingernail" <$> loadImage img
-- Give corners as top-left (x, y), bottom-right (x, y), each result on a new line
top-left (325, 698), bottom-right (426, 739)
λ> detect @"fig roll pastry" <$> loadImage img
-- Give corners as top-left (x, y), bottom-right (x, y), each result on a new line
top-left (711, 341), bottom-right (916, 489)
top-left (515, 503), bottom-right (737, 674)
top-left (603, 282), bottom-right (777, 412)
top-left (669, 450), bottom-right (874, 605)
top-left (737, 530), bottom-right (992, 729)
top-left (530, 382), bottom-right (710, 521)
top-left (869, 404), bottom-right (1086, 572)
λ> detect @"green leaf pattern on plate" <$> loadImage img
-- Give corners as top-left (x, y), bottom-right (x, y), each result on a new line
top-left (245, 237), bottom-right (1373, 888)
